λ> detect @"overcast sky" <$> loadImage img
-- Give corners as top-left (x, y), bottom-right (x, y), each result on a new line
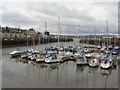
top-left (0, 0), bottom-right (119, 35)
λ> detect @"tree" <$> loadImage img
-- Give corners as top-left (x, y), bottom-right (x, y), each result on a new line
top-left (44, 31), bottom-right (50, 36)
top-left (28, 28), bottom-right (36, 33)
top-left (6, 26), bottom-right (9, 33)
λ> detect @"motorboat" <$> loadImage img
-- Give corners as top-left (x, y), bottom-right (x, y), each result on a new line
top-left (10, 49), bottom-right (22, 57)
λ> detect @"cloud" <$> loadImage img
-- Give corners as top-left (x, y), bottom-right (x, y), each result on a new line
top-left (2, 8), bottom-right (34, 25)
top-left (1, 1), bottom-right (118, 34)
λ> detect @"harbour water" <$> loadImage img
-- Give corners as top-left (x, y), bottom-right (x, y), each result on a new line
top-left (2, 40), bottom-right (119, 88)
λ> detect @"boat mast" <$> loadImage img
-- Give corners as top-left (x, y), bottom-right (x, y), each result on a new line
top-left (66, 24), bottom-right (68, 43)
top-left (78, 25), bottom-right (80, 46)
top-left (38, 27), bottom-right (41, 49)
top-left (106, 20), bottom-right (109, 50)
top-left (58, 16), bottom-right (61, 46)
top-left (94, 27), bottom-right (96, 46)
top-left (45, 21), bottom-right (47, 44)
top-left (27, 29), bottom-right (28, 48)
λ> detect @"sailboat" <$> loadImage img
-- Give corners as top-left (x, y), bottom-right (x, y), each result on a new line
top-left (97, 35), bottom-right (101, 49)
top-left (100, 20), bottom-right (114, 69)
top-left (100, 57), bottom-right (113, 69)
top-left (74, 26), bottom-right (81, 57)
top-left (89, 28), bottom-right (100, 67)
top-left (20, 29), bottom-right (33, 59)
top-left (27, 49), bottom-right (41, 60)
top-left (111, 36), bottom-right (119, 55)
top-left (45, 46), bottom-right (59, 58)
top-left (84, 34), bottom-right (93, 59)
top-left (21, 49), bottom-right (33, 59)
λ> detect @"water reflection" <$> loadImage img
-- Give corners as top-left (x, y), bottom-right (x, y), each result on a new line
top-left (10, 56), bottom-right (29, 64)
top-left (76, 65), bottom-right (87, 73)
top-left (8, 57), bottom-right (118, 88)
top-left (100, 68), bottom-right (114, 88)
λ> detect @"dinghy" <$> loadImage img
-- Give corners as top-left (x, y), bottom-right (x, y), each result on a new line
top-left (89, 58), bottom-right (99, 67)
top-left (36, 54), bottom-right (45, 62)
